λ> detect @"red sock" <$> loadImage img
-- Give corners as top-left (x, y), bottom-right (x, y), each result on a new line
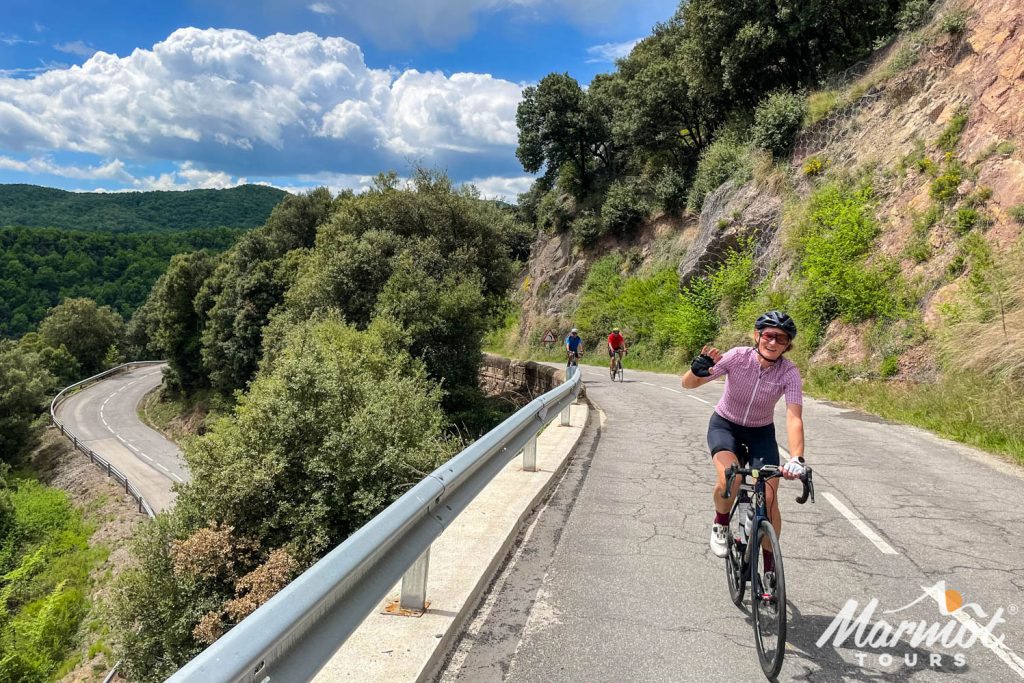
top-left (714, 512), bottom-right (729, 525)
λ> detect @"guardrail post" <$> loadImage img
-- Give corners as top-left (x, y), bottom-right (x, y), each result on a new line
top-left (522, 435), bottom-right (537, 472)
top-left (399, 547), bottom-right (430, 612)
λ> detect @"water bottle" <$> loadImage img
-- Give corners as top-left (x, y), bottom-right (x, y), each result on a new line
top-left (743, 503), bottom-right (755, 543)
top-left (736, 501), bottom-right (750, 543)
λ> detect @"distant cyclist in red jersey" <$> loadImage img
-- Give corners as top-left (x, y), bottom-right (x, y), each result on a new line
top-left (607, 327), bottom-right (626, 377)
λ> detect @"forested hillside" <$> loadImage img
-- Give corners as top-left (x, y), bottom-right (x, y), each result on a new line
top-left (0, 184), bottom-right (287, 232)
top-left (0, 227), bottom-right (242, 337)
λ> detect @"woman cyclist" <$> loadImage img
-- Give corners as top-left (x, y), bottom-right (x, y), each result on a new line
top-left (680, 311), bottom-right (806, 579)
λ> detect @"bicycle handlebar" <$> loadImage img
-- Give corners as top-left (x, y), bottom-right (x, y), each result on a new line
top-left (723, 464), bottom-right (814, 504)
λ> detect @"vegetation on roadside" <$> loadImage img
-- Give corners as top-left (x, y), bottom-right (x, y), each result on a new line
top-left (0, 470), bottom-right (106, 682)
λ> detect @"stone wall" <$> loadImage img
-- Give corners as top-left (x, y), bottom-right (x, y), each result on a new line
top-left (479, 353), bottom-right (570, 403)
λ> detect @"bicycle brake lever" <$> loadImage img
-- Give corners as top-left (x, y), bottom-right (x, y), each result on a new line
top-left (723, 465), bottom-right (736, 499)
top-left (796, 467), bottom-right (814, 504)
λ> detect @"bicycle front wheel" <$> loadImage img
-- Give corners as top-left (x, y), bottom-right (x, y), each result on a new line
top-left (751, 519), bottom-right (786, 679)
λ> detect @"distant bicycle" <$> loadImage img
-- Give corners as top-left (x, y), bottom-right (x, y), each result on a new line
top-left (722, 462), bottom-right (814, 679)
top-left (566, 350), bottom-right (580, 378)
top-left (610, 350), bottom-right (624, 382)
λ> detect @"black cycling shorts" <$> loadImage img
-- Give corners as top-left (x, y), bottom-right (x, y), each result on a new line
top-left (707, 411), bottom-right (780, 468)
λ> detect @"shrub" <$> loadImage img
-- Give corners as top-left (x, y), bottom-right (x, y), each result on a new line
top-left (929, 163), bottom-right (963, 203)
top-left (954, 207), bottom-right (982, 234)
top-left (905, 205), bottom-right (941, 263)
top-left (536, 188), bottom-right (573, 232)
top-left (896, 0), bottom-right (934, 31)
top-left (879, 355), bottom-right (900, 378)
top-left (570, 212), bottom-right (605, 247)
top-left (792, 182), bottom-right (907, 336)
top-left (751, 90), bottom-right (807, 159)
top-left (936, 106), bottom-right (969, 152)
top-left (601, 179), bottom-right (649, 235)
top-left (940, 9), bottom-right (969, 35)
top-left (802, 156), bottom-right (826, 176)
top-left (964, 186), bottom-right (992, 208)
top-left (687, 131), bottom-right (753, 212)
top-left (975, 139), bottom-right (1015, 162)
top-left (804, 90), bottom-right (840, 127)
top-left (1008, 205), bottom-right (1024, 225)
top-left (886, 44), bottom-right (920, 75)
top-left (652, 167), bottom-right (688, 213)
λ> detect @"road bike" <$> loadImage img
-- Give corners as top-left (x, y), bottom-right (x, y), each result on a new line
top-left (722, 462), bottom-right (814, 679)
top-left (566, 350), bottom-right (580, 379)
top-left (610, 350), bottom-right (624, 382)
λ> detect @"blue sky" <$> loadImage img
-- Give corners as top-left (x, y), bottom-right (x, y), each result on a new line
top-left (0, 0), bottom-right (678, 199)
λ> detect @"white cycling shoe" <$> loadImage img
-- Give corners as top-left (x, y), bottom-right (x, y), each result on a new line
top-left (710, 522), bottom-right (729, 558)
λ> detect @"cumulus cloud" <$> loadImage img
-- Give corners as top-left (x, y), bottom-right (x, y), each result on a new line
top-left (0, 28), bottom-right (525, 182)
top-left (585, 38), bottom-right (639, 63)
top-left (0, 154), bottom-right (134, 182)
top-left (466, 175), bottom-right (534, 202)
top-left (135, 162), bottom-right (246, 190)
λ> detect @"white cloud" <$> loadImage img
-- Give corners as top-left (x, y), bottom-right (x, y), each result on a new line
top-left (308, 2), bottom-right (336, 14)
top-left (54, 41), bottom-right (97, 57)
top-left (135, 162), bottom-right (245, 190)
top-left (466, 175), bottom-right (535, 202)
top-left (585, 38), bottom-right (639, 63)
top-left (0, 28), bottom-right (525, 181)
top-left (0, 154), bottom-right (134, 182)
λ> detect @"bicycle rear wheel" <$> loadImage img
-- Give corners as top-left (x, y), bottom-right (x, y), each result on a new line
top-left (751, 519), bottom-right (786, 679)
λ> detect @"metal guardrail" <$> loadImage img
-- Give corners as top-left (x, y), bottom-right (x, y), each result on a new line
top-left (50, 361), bottom-right (166, 519)
top-left (167, 367), bottom-right (583, 683)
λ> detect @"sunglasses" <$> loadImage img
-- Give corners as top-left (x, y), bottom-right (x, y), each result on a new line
top-left (761, 331), bottom-right (791, 346)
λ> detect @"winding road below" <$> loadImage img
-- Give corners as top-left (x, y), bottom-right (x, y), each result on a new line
top-left (440, 363), bottom-right (1024, 682)
top-left (55, 364), bottom-right (188, 512)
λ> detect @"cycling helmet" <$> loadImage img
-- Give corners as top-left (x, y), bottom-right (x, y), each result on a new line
top-left (755, 311), bottom-right (797, 339)
top-left (612, 327), bottom-right (620, 333)
top-left (570, 327), bottom-right (578, 333)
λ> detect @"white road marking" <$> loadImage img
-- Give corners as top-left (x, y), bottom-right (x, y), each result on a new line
top-left (170, 473), bottom-right (184, 483)
top-left (822, 491), bottom-right (899, 555)
top-left (157, 463), bottom-right (170, 472)
top-left (687, 395), bottom-right (711, 404)
top-left (660, 386), bottom-right (682, 394)
top-left (140, 453), bottom-right (153, 461)
top-left (127, 444), bottom-right (140, 453)
top-left (922, 583), bottom-right (1024, 678)
top-left (641, 381), bottom-right (656, 386)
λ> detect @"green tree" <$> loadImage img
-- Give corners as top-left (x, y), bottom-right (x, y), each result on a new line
top-left (281, 171), bottom-right (517, 414)
top-left (515, 73), bottom-right (612, 193)
top-left (147, 251), bottom-right (217, 393)
top-left (199, 189), bottom-right (333, 395)
top-left (0, 342), bottom-right (54, 462)
top-left (613, 17), bottom-right (711, 167)
top-left (37, 298), bottom-right (125, 377)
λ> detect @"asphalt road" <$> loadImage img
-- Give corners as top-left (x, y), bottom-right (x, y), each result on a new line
top-left (439, 363), bottom-right (1024, 682)
top-left (55, 364), bottom-right (187, 512)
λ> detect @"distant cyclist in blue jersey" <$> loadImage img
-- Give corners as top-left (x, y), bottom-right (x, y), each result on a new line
top-left (565, 327), bottom-right (584, 365)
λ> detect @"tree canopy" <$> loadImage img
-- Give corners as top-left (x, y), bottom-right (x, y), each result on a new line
top-left (0, 184), bottom-right (287, 232)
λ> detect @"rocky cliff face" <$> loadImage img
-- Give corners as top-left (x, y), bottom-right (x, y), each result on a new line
top-left (517, 0), bottom-right (1023, 369)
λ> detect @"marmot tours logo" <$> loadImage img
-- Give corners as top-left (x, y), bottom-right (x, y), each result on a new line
top-left (817, 581), bottom-right (1024, 675)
